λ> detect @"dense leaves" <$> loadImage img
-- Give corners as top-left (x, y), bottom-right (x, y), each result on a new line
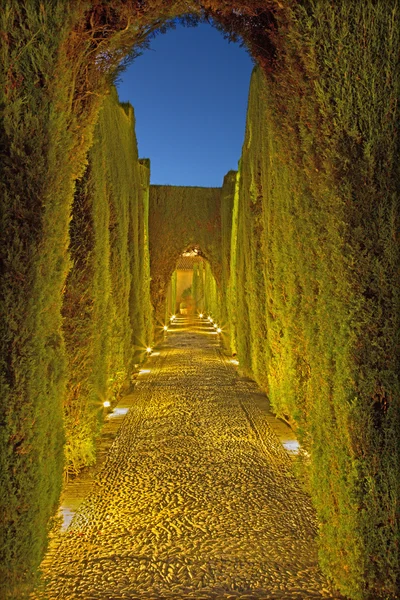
top-left (1, 2), bottom-right (399, 599)
top-left (62, 89), bottom-right (153, 476)
top-left (226, 38), bottom-right (400, 597)
top-left (149, 185), bottom-right (221, 327)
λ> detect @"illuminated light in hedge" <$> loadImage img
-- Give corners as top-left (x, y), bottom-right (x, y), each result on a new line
top-left (213, 323), bottom-right (218, 329)
top-left (163, 325), bottom-right (168, 331)
top-left (111, 407), bottom-right (129, 416)
top-left (282, 440), bottom-right (301, 455)
top-left (146, 347), bottom-right (152, 354)
top-left (217, 327), bottom-right (222, 334)
top-left (199, 313), bottom-right (204, 318)
top-left (208, 317), bottom-right (213, 322)
top-left (170, 315), bottom-right (176, 321)
top-left (103, 400), bottom-right (111, 408)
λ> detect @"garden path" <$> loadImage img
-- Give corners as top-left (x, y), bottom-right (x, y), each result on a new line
top-left (33, 317), bottom-right (342, 600)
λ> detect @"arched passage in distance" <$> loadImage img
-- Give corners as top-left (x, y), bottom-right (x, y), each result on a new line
top-left (1, 2), bottom-right (399, 598)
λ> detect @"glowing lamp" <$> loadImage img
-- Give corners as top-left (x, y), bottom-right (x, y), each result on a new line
top-left (103, 400), bottom-right (111, 408)
top-left (199, 313), bottom-right (203, 318)
top-left (163, 325), bottom-right (168, 331)
top-left (146, 347), bottom-right (152, 354)
top-left (217, 327), bottom-right (222, 334)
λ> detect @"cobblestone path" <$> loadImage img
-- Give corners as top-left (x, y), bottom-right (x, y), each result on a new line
top-left (35, 317), bottom-right (342, 600)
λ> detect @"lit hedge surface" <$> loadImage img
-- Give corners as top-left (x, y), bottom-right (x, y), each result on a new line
top-left (0, 4), bottom-right (72, 595)
top-left (62, 89), bottom-right (153, 476)
top-left (232, 53), bottom-right (400, 597)
top-left (149, 185), bottom-right (221, 326)
top-left (219, 171), bottom-right (236, 346)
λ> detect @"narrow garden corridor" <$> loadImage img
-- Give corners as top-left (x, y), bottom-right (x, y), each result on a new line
top-left (34, 317), bottom-right (341, 600)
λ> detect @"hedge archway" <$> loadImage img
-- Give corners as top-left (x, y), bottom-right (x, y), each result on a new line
top-left (1, 2), bottom-right (399, 599)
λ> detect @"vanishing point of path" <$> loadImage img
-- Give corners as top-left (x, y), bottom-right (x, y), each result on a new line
top-left (34, 317), bottom-right (342, 600)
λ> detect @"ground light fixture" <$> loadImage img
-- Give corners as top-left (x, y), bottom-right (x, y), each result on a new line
top-left (208, 317), bottom-right (213, 323)
top-left (146, 347), bottom-right (152, 354)
top-left (170, 315), bottom-right (176, 321)
top-left (217, 327), bottom-right (222, 334)
top-left (103, 400), bottom-right (111, 408)
top-left (163, 325), bottom-right (168, 331)
top-left (199, 313), bottom-right (204, 318)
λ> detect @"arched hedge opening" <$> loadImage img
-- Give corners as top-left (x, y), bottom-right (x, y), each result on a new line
top-left (1, 2), bottom-right (399, 599)
top-left (149, 184), bottom-right (223, 326)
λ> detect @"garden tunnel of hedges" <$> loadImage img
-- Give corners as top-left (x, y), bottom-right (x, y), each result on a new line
top-left (1, 1), bottom-right (399, 599)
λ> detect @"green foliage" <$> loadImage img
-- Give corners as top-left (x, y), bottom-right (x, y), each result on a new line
top-left (0, 2), bottom-right (76, 595)
top-left (62, 88), bottom-right (153, 475)
top-left (149, 185), bottom-right (222, 327)
top-left (192, 262), bottom-right (206, 313)
top-left (204, 261), bottom-right (221, 323)
top-left (228, 6), bottom-right (400, 592)
top-left (1, 2), bottom-right (399, 600)
top-left (219, 171), bottom-right (236, 347)
top-left (165, 270), bottom-right (178, 320)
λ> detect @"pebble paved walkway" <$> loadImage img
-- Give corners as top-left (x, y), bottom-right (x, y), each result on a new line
top-left (34, 317), bottom-right (342, 600)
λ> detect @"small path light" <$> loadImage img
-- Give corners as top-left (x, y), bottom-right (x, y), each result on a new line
top-left (103, 400), bottom-right (111, 408)
top-left (208, 317), bottom-right (213, 323)
top-left (146, 347), bottom-right (152, 354)
top-left (217, 327), bottom-right (222, 334)
top-left (163, 325), bottom-right (168, 331)
top-left (199, 313), bottom-right (204, 318)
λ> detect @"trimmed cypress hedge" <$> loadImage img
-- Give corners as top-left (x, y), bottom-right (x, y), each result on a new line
top-left (203, 261), bottom-right (221, 323)
top-left (62, 89), bottom-right (153, 476)
top-left (149, 185), bottom-right (222, 327)
top-left (227, 55), bottom-right (400, 598)
top-left (1, 2), bottom-right (399, 599)
top-left (0, 3), bottom-right (75, 595)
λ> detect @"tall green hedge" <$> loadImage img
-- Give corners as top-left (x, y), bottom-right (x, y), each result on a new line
top-left (149, 185), bottom-right (221, 327)
top-left (203, 261), bottom-right (221, 323)
top-left (1, 2), bottom-right (399, 599)
top-left (165, 270), bottom-right (178, 320)
top-left (62, 89), bottom-right (153, 476)
top-left (0, 3), bottom-right (74, 595)
top-left (227, 48), bottom-right (400, 598)
top-left (192, 262), bottom-right (206, 314)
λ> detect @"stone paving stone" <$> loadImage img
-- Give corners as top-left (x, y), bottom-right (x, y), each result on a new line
top-left (32, 317), bottom-right (344, 600)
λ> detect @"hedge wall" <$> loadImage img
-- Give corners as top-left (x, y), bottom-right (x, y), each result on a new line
top-left (62, 89), bottom-right (153, 476)
top-left (165, 270), bottom-right (178, 320)
top-left (0, 72), bottom-right (152, 595)
top-left (149, 185), bottom-right (221, 327)
top-left (1, 2), bottom-right (399, 599)
top-left (227, 56), bottom-right (400, 599)
top-left (0, 4), bottom-right (74, 595)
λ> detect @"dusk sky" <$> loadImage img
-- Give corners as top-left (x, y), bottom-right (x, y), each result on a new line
top-left (116, 22), bottom-right (254, 187)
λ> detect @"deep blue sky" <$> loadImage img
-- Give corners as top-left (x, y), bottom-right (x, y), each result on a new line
top-left (116, 22), bottom-right (253, 187)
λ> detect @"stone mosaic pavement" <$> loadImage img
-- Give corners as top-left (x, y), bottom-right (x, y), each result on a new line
top-left (33, 317), bottom-right (342, 600)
